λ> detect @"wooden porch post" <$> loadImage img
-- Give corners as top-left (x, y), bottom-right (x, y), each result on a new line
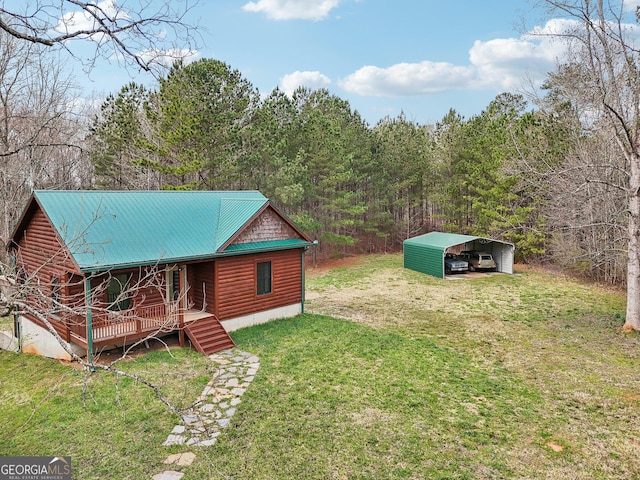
top-left (84, 277), bottom-right (95, 372)
top-left (62, 273), bottom-right (71, 343)
top-left (301, 249), bottom-right (306, 314)
top-left (178, 266), bottom-right (185, 347)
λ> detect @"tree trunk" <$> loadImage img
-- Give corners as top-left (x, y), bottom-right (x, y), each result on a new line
top-left (624, 152), bottom-right (640, 331)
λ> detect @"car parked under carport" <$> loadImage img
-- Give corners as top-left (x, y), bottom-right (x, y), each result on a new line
top-left (459, 250), bottom-right (497, 272)
top-left (444, 253), bottom-right (469, 274)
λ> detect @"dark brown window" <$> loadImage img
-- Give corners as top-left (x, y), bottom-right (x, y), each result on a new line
top-left (257, 261), bottom-right (272, 296)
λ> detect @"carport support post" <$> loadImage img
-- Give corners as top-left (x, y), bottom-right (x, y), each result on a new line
top-left (84, 277), bottom-right (95, 372)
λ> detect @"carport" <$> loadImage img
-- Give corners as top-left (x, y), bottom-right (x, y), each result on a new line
top-left (403, 231), bottom-right (514, 279)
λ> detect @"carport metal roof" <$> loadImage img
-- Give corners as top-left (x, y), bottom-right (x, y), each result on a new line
top-left (404, 232), bottom-right (485, 249)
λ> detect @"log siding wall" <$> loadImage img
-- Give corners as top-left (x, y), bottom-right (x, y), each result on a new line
top-left (190, 261), bottom-right (215, 313)
top-left (14, 208), bottom-right (77, 283)
top-left (215, 249), bottom-right (302, 320)
top-left (13, 208), bottom-right (81, 329)
top-left (89, 268), bottom-right (166, 313)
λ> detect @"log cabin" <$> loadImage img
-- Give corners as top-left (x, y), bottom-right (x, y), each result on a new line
top-left (7, 190), bottom-right (315, 361)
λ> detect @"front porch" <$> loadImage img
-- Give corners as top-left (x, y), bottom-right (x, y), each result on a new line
top-left (19, 300), bottom-right (235, 360)
top-left (64, 302), bottom-right (217, 350)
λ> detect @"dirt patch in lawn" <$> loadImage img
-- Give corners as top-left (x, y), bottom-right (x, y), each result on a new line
top-left (306, 255), bottom-right (364, 277)
top-left (305, 260), bottom-right (519, 334)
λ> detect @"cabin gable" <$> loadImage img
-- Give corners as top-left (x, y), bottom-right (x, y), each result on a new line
top-left (232, 206), bottom-right (301, 245)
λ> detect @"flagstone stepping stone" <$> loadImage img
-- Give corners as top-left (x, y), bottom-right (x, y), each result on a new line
top-left (162, 348), bottom-right (259, 450)
top-left (162, 434), bottom-right (185, 446)
top-left (152, 471), bottom-right (184, 480)
top-left (163, 452), bottom-right (195, 467)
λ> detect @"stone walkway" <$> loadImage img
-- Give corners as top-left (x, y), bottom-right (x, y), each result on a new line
top-left (152, 348), bottom-right (260, 480)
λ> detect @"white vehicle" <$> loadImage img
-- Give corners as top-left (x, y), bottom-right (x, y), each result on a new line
top-left (459, 251), bottom-right (496, 271)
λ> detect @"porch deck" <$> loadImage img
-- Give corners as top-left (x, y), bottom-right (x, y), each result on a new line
top-left (67, 303), bottom-right (215, 349)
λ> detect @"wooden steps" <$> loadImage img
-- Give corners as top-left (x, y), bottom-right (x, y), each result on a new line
top-left (184, 316), bottom-right (235, 355)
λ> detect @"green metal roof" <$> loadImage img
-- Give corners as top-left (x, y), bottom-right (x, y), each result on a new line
top-left (403, 232), bottom-right (483, 249)
top-left (223, 238), bottom-right (311, 254)
top-left (28, 190), bottom-right (308, 272)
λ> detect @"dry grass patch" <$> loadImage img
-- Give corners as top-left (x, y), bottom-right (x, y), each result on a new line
top-left (305, 254), bottom-right (640, 479)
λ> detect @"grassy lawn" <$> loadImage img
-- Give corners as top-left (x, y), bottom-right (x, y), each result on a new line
top-left (0, 346), bottom-right (214, 478)
top-left (0, 315), bottom-right (12, 331)
top-left (1, 254), bottom-right (639, 479)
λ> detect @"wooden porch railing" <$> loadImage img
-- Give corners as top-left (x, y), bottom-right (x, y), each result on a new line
top-left (64, 301), bottom-right (182, 343)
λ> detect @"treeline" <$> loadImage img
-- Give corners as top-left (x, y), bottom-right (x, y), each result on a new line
top-left (88, 60), bottom-right (554, 259)
top-left (0, 56), bottom-right (627, 284)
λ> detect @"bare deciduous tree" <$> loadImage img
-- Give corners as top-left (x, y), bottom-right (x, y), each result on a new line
top-left (535, 0), bottom-right (640, 330)
top-left (545, 128), bottom-right (628, 283)
top-left (0, 0), bottom-right (199, 74)
top-left (2, 233), bottom-right (196, 414)
top-left (0, 30), bottom-right (93, 254)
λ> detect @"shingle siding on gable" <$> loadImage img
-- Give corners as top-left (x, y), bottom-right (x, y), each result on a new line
top-left (233, 208), bottom-right (299, 245)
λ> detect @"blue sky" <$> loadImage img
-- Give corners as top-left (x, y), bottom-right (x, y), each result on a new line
top-left (63, 0), bottom-right (639, 125)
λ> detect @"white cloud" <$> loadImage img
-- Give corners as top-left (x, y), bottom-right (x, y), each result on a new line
top-left (527, 17), bottom-right (581, 36)
top-left (242, 0), bottom-right (341, 21)
top-left (339, 62), bottom-right (476, 96)
top-left (340, 20), bottom-right (573, 98)
top-left (55, 0), bottom-right (127, 36)
top-left (280, 71), bottom-right (331, 95)
top-left (532, 15), bottom-right (640, 50)
top-left (625, 0), bottom-right (640, 11)
top-left (468, 36), bottom-right (559, 90)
